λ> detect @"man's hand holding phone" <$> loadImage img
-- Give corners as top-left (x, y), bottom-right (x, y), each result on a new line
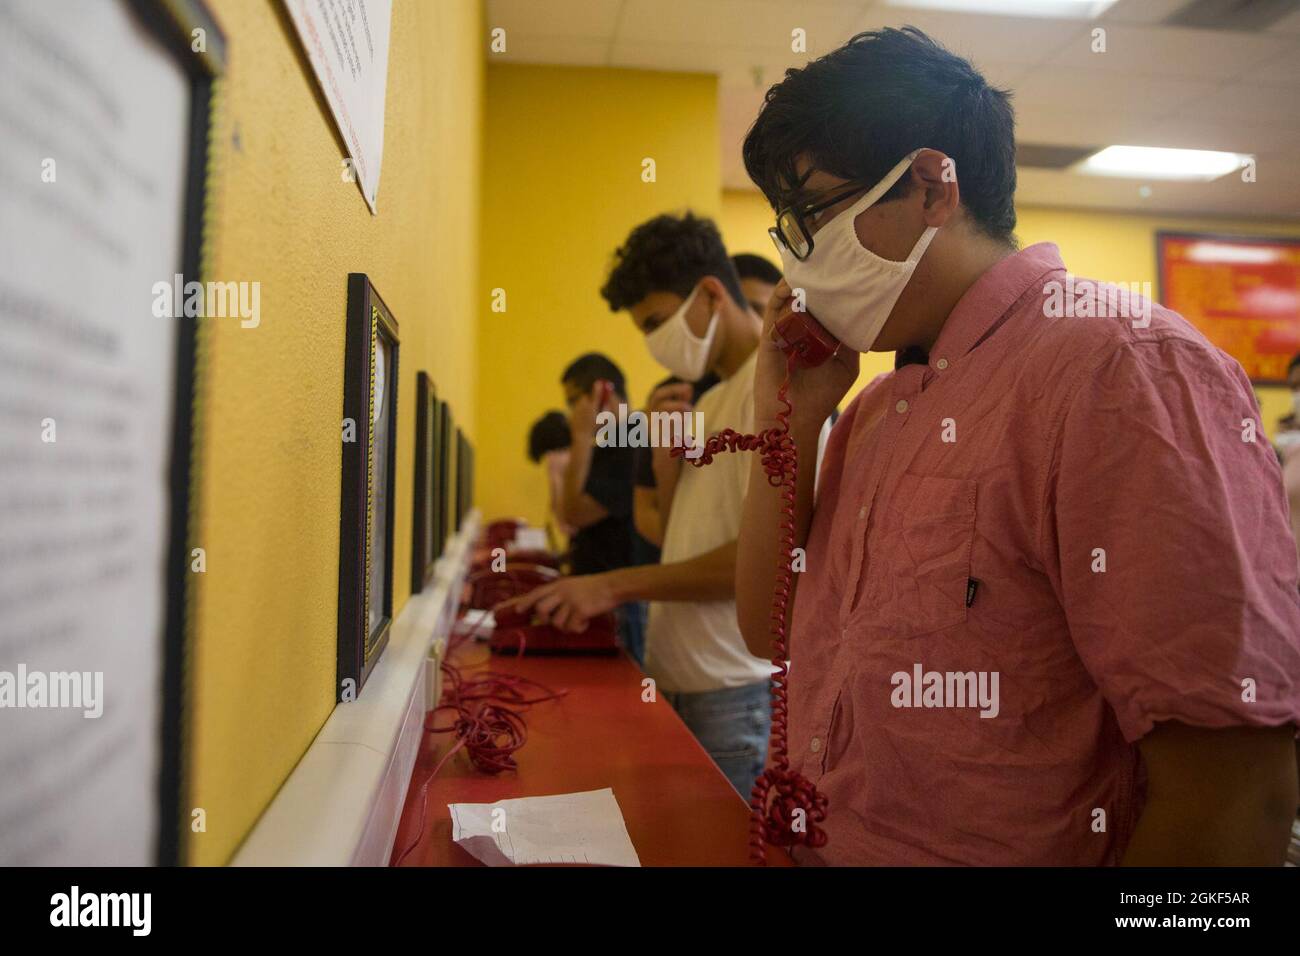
top-left (569, 379), bottom-right (613, 444)
top-left (647, 380), bottom-right (694, 474)
top-left (755, 279), bottom-right (859, 431)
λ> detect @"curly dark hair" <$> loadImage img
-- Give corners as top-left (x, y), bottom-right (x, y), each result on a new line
top-left (743, 27), bottom-right (1018, 244)
top-left (600, 212), bottom-right (745, 312)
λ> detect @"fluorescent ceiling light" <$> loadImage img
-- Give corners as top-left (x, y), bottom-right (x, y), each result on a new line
top-left (885, 0), bottom-right (1118, 18)
top-left (1074, 145), bottom-right (1249, 182)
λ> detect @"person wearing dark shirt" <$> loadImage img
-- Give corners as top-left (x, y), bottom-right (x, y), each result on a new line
top-left (557, 353), bottom-right (645, 663)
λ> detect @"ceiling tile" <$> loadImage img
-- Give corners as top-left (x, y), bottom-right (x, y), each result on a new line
top-left (1191, 80), bottom-right (1300, 127)
top-left (851, 6), bottom-right (1090, 66)
top-left (491, 35), bottom-right (611, 67)
top-left (485, 0), bottom-right (626, 39)
top-left (615, 0), bottom-right (863, 52)
top-left (1015, 164), bottom-right (1300, 219)
top-left (1268, 7), bottom-right (1300, 34)
top-left (1010, 63), bottom-right (1217, 115)
top-left (608, 38), bottom-right (732, 73)
top-left (1233, 42), bottom-right (1300, 87)
top-left (1048, 23), bottom-right (1293, 79)
top-left (1145, 112), bottom-right (1300, 154)
top-left (1098, 0), bottom-right (1191, 25)
top-left (1013, 105), bottom-right (1157, 148)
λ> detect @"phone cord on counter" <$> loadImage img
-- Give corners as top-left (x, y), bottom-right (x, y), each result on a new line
top-left (394, 612), bottom-right (568, 866)
top-left (672, 353), bottom-right (829, 865)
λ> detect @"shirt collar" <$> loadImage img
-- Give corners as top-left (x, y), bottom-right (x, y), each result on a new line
top-left (927, 242), bottom-right (1065, 372)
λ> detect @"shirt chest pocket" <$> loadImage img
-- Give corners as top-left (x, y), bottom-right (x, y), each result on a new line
top-left (861, 473), bottom-right (977, 638)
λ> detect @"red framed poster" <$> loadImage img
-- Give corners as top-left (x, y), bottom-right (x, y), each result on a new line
top-left (1157, 232), bottom-right (1300, 384)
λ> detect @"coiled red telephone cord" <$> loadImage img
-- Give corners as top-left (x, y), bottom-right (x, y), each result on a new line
top-left (393, 644), bottom-right (567, 865)
top-left (674, 355), bottom-right (829, 864)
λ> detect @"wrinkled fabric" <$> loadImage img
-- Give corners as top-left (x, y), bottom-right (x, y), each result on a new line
top-left (788, 243), bottom-right (1300, 866)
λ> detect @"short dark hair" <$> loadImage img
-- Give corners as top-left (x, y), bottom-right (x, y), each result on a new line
top-left (561, 352), bottom-right (626, 399)
top-left (731, 253), bottom-right (782, 285)
top-left (1289, 353), bottom-right (1300, 375)
top-left (528, 411), bottom-right (570, 463)
top-left (742, 27), bottom-right (1018, 244)
top-left (600, 212), bottom-right (746, 312)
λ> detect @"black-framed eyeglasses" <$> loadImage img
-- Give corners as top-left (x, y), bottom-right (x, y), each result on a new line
top-left (769, 182), bottom-right (869, 261)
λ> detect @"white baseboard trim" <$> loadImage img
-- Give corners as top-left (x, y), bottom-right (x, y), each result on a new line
top-left (230, 513), bottom-right (478, 866)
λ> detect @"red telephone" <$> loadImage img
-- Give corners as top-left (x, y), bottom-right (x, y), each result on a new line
top-left (484, 518), bottom-right (529, 549)
top-left (771, 307), bottom-right (840, 368)
top-left (464, 565), bottom-right (558, 610)
top-left (671, 303), bottom-right (839, 864)
top-left (490, 605), bottom-right (619, 656)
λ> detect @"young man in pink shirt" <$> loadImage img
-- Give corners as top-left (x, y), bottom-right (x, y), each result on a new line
top-left (735, 27), bottom-right (1300, 865)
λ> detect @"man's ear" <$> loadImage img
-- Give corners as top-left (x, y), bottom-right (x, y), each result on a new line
top-left (911, 149), bottom-right (960, 228)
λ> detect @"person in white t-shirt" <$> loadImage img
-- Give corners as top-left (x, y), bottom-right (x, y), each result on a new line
top-left (499, 213), bottom-right (776, 796)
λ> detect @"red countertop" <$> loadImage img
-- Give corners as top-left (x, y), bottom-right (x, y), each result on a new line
top-left (389, 641), bottom-right (791, 867)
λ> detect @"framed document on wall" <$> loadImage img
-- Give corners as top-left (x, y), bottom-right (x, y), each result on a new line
top-left (455, 429), bottom-right (474, 531)
top-left (437, 401), bottom-right (455, 556)
top-left (410, 371), bottom-right (441, 594)
top-left (1158, 232), bottom-right (1300, 384)
top-left (338, 274), bottom-right (400, 700)
top-left (0, 0), bottom-right (224, 866)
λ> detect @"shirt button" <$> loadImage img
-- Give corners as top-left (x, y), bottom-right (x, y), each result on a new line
top-left (810, 737), bottom-right (822, 753)
top-left (857, 506), bottom-right (866, 520)
top-left (896, 399), bottom-right (909, 413)
top-left (936, 358), bottom-right (949, 370)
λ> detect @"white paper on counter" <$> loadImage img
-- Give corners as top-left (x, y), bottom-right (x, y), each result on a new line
top-left (449, 788), bottom-right (641, 867)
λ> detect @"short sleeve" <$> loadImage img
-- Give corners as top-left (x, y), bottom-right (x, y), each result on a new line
top-left (1042, 338), bottom-right (1300, 742)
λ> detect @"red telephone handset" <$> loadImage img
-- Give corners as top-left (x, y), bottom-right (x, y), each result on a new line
top-left (771, 307), bottom-right (840, 368)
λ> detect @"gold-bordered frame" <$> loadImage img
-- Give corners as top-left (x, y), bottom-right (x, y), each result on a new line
top-left (339, 274), bottom-right (400, 700)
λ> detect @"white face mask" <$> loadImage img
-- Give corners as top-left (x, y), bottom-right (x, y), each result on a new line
top-left (778, 150), bottom-right (937, 353)
top-left (645, 285), bottom-right (718, 380)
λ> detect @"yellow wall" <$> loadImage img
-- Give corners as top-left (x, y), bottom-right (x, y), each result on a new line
top-left (477, 64), bottom-right (720, 528)
top-left (721, 190), bottom-right (1300, 430)
top-left (187, 0), bottom-right (483, 865)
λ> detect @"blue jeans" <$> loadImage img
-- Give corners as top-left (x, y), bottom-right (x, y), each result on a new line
top-left (615, 602), bottom-right (647, 667)
top-left (664, 681), bottom-right (771, 798)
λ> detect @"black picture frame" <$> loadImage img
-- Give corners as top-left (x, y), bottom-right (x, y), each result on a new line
top-left (455, 429), bottom-right (474, 530)
top-left (411, 371), bottom-right (440, 594)
top-left (437, 401), bottom-right (454, 553)
top-left (121, 0), bottom-right (227, 868)
top-left (1156, 230), bottom-right (1300, 386)
top-left (338, 274), bottom-right (400, 700)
